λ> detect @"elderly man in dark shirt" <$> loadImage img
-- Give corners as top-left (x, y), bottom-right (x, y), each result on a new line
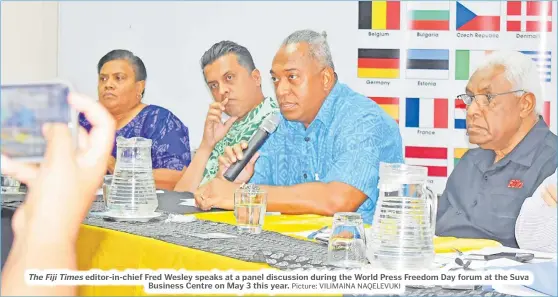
top-left (436, 51), bottom-right (557, 248)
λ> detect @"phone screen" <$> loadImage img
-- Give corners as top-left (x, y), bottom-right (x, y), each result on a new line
top-left (1, 83), bottom-right (72, 161)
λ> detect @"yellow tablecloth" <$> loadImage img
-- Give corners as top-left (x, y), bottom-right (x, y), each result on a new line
top-left (76, 212), bottom-right (500, 296)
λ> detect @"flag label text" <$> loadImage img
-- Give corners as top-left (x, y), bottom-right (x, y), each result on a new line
top-left (456, 32), bottom-right (499, 38)
top-left (515, 33), bottom-right (540, 39)
top-left (366, 80), bottom-right (391, 86)
top-left (368, 32), bottom-right (390, 38)
top-left (416, 32), bottom-right (440, 39)
top-left (418, 81), bottom-right (436, 87)
top-left (417, 130), bottom-right (436, 136)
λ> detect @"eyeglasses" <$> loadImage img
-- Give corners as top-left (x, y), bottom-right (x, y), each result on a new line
top-left (457, 90), bottom-right (526, 107)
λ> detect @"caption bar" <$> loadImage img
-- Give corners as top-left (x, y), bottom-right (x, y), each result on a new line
top-left (26, 269), bottom-right (533, 294)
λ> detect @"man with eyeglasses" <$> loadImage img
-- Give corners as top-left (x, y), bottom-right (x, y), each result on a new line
top-left (436, 51), bottom-right (557, 248)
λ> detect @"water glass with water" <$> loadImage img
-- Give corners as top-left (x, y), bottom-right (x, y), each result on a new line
top-left (327, 212), bottom-right (367, 268)
top-left (234, 184), bottom-right (267, 234)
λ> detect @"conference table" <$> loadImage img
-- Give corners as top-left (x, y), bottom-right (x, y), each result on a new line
top-left (1, 191), bottom-right (512, 297)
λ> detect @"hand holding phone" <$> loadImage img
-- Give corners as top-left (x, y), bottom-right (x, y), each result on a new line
top-left (0, 92), bottom-right (116, 296)
top-left (1, 82), bottom-right (77, 162)
top-left (1, 91), bottom-right (116, 231)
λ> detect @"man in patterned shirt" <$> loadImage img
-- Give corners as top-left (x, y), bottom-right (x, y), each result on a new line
top-left (174, 41), bottom-right (278, 192)
top-left (194, 30), bottom-right (403, 224)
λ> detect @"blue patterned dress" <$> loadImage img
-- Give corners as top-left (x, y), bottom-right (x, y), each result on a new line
top-left (79, 105), bottom-right (191, 171)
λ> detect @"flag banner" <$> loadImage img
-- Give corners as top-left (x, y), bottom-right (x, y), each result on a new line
top-left (456, 1), bottom-right (501, 31)
top-left (407, 1), bottom-right (450, 30)
top-left (405, 98), bottom-right (448, 128)
top-left (405, 146), bottom-right (448, 177)
top-left (370, 97), bottom-right (400, 123)
top-left (454, 148), bottom-right (469, 166)
top-left (406, 49), bottom-right (449, 79)
top-left (454, 98), bottom-right (467, 129)
top-left (455, 49), bottom-right (493, 80)
top-left (519, 51), bottom-right (552, 82)
top-left (543, 101), bottom-right (551, 126)
top-left (507, 1), bottom-right (552, 32)
top-left (358, 49), bottom-right (400, 78)
top-left (358, 1), bottom-right (400, 30)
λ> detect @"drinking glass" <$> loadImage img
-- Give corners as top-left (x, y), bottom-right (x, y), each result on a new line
top-left (234, 185), bottom-right (267, 234)
top-left (327, 212), bottom-right (367, 268)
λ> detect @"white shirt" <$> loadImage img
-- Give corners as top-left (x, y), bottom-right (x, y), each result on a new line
top-left (515, 171), bottom-right (557, 253)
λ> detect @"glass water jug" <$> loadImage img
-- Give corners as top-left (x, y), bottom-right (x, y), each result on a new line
top-left (367, 162), bottom-right (437, 270)
top-left (107, 136), bottom-right (158, 216)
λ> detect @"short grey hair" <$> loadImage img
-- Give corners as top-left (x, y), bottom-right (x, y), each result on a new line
top-left (476, 50), bottom-right (544, 115)
top-left (200, 40), bottom-right (256, 72)
top-left (98, 49), bottom-right (147, 96)
top-left (281, 29), bottom-right (335, 70)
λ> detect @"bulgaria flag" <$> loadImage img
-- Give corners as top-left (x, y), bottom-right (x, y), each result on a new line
top-left (455, 50), bottom-right (493, 80)
top-left (407, 1), bottom-right (450, 30)
top-left (405, 146), bottom-right (448, 177)
top-left (456, 1), bottom-right (501, 31)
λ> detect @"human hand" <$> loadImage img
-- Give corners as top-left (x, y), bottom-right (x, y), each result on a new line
top-left (1, 93), bottom-right (116, 243)
top-left (193, 178), bottom-right (235, 211)
top-left (201, 98), bottom-right (238, 149)
top-left (217, 141), bottom-right (259, 184)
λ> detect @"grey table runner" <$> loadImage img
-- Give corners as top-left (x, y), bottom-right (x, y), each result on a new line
top-left (1, 192), bottom-right (513, 296)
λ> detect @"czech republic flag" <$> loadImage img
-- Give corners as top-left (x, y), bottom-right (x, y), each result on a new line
top-left (456, 1), bottom-right (501, 31)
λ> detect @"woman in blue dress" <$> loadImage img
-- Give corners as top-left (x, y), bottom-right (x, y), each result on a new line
top-left (79, 49), bottom-right (191, 190)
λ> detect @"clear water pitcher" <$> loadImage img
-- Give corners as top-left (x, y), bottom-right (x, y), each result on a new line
top-left (107, 136), bottom-right (158, 216)
top-left (367, 162), bottom-right (437, 270)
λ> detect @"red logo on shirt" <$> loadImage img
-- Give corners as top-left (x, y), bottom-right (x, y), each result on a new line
top-left (507, 179), bottom-right (523, 189)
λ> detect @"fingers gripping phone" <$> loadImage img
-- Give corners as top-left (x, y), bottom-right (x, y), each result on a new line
top-left (1, 81), bottom-right (78, 162)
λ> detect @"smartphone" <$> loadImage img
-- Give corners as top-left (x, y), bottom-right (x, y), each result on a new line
top-left (1, 81), bottom-right (77, 162)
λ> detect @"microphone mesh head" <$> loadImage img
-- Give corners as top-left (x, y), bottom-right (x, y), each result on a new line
top-left (261, 112), bottom-right (281, 133)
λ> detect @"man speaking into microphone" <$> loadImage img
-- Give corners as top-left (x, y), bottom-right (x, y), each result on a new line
top-left (194, 30), bottom-right (403, 223)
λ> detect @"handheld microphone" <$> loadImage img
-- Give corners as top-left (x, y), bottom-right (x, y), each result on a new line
top-left (223, 112), bottom-right (281, 182)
